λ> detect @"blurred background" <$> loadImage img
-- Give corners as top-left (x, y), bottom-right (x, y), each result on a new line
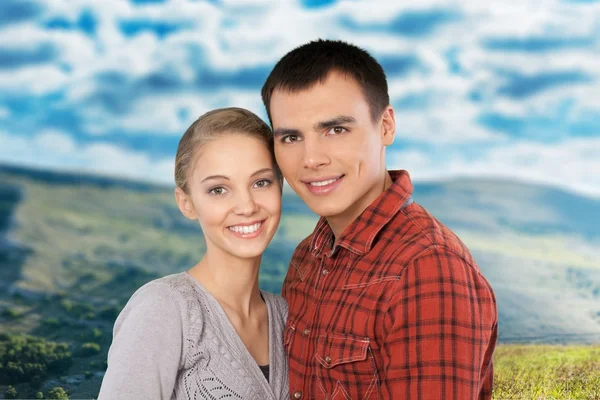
top-left (0, 0), bottom-right (599, 399)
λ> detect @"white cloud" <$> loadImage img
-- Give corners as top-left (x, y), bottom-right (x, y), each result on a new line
top-left (0, 65), bottom-right (69, 94)
top-left (77, 89), bottom-right (266, 136)
top-left (0, 106), bottom-right (9, 119)
top-left (35, 130), bottom-right (77, 154)
top-left (388, 73), bottom-right (502, 143)
top-left (0, 130), bottom-right (174, 184)
top-left (0, 0), bottom-right (599, 196)
top-left (389, 138), bottom-right (600, 198)
top-left (117, 93), bottom-right (213, 134)
top-left (394, 106), bottom-right (501, 143)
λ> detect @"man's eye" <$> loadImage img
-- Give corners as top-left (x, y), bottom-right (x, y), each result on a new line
top-left (328, 127), bottom-right (346, 135)
top-left (282, 135), bottom-right (299, 143)
top-left (209, 187), bottom-right (227, 195)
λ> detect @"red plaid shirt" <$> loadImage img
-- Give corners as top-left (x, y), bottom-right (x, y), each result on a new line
top-left (282, 170), bottom-right (497, 400)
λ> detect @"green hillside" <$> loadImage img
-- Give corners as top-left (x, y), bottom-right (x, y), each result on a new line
top-left (0, 165), bottom-right (599, 399)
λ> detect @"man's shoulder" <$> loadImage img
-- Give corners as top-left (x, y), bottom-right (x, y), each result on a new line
top-left (380, 202), bottom-right (478, 270)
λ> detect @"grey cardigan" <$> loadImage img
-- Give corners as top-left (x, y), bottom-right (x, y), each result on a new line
top-left (98, 272), bottom-right (289, 400)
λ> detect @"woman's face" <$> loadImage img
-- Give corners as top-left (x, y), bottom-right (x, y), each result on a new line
top-left (175, 134), bottom-right (282, 261)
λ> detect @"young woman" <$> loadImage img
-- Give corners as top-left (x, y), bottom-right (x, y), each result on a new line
top-left (98, 108), bottom-right (288, 400)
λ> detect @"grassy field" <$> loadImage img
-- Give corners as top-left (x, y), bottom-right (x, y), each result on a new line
top-left (493, 345), bottom-right (600, 399)
top-left (2, 342), bottom-right (599, 399)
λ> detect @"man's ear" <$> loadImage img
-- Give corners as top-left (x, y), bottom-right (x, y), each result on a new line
top-left (380, 105), bottom-right (396, 147)
top-left (174, 187), bottom-right (197, 220)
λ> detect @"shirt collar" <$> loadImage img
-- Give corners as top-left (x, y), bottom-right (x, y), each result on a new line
top-left (309, 170), bottom-right (414, 257)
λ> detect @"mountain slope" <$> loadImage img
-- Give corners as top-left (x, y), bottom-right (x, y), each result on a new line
top-left (1, 164), bottom-right (599, 344)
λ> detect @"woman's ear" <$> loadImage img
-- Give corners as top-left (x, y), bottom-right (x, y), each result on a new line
top-left (174, 186), bottom-right (197, 220)
top-left (380, 105), bottom-right (396, 147)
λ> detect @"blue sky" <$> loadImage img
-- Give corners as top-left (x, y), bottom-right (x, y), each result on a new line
top-left (0, 0), bottom-right (599, 197)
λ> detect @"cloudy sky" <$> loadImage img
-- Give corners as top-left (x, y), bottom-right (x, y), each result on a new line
top-left (0, 0), bottom-right (599, 198)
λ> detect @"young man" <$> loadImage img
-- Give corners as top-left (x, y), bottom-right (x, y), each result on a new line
top-left (261, 40), bottom-right (497, 400)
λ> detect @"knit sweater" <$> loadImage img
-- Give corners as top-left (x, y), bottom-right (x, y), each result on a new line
top-left (98, 272), bottom-right (289, 400)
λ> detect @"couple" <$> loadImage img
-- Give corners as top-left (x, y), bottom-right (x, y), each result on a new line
top-left (99, 40), bottom-right (498, 400)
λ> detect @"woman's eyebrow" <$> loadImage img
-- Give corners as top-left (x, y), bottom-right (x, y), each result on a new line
top-left (201, 174), bottom-right (229, 183)
top-left (200, 168), bottom-right (273, 183)
top-left (251, 168), bottom-right (274, 177)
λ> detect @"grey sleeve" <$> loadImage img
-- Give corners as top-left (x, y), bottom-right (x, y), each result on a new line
top-left (98, 283), bottom-right (186, 400)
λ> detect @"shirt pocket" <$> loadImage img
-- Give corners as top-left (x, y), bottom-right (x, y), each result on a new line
top-left (314, 333), bottom-right (379, 400)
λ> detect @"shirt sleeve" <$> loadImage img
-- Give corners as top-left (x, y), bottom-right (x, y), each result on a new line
top-left (381, 248), bottom-right (497, 400)
top-left (98, 283), bottom-right (186, 400)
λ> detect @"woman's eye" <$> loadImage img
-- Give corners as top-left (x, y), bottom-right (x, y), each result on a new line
top-left (209, 187), bottom-right (227, 196)
top-left (254, 179), bottom-right (272, 188)
top-left (328, 127), bottom-right (346, 135)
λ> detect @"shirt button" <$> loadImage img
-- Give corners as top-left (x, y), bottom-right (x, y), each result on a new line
top-left (322, 269), bottom-right (330, 276)
top-left (294, 391), bottom-right (302, 399)
top-left (303, 328), bottom-right (310, 336)
top-left (325, 356), bottom-right (332, 363)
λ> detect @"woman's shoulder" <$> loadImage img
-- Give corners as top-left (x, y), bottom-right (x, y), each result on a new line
top-left (131, 272), bottom-right (197, 303)
top-left (116, 272), bottom-right (209, 346)
top-left (120, 272), bottom-right (207, 329)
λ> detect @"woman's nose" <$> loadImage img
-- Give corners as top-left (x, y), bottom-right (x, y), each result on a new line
top-left (233, 191), bottom-right (259, 216)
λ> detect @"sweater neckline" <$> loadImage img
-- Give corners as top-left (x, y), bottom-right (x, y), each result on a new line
top-left (182, 271), bottom-right (277, 397)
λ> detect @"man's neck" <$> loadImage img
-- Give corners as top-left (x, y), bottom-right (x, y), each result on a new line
top-left (327, 171), bottom-right (393, 243)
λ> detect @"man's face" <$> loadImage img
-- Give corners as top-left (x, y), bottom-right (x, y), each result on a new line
top-left (269, 71), bottom-right (395, 227)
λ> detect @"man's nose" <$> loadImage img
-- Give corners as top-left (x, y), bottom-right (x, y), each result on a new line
top-left (302, 136), bottom-right (330, 169)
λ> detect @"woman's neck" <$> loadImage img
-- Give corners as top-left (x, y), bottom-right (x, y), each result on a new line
top-left (188, 249), bottom-right (263, 318)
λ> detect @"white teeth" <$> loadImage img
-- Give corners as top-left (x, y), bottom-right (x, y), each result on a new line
top-left (310, 178), bottom-right (338, 187)
top-left (229, 222), bottom-right (262, 234)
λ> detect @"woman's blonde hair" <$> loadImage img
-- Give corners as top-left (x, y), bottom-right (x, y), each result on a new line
top-left (174, 107), bottom-right (282, 193)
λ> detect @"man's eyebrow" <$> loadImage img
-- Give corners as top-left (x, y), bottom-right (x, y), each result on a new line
top-left (272, 128), bottom-right (301, 137)
top-left (201, 175), bottom-right (229, 183)
top-left (315, 116), bottom-right (356, 130)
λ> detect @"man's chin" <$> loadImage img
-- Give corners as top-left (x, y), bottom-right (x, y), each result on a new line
top-left (305, 201), bottom-right (347, 219)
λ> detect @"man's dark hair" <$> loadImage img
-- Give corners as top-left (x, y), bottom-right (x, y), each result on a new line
top-left (261, 39), bottom-right (390, 124)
